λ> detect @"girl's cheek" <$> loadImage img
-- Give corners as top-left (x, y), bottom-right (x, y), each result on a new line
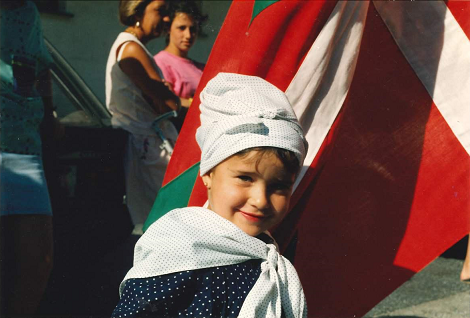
top-left (273, 195), bottom-right (290, 213)
top-left (225, 187), bottom-right (244, 200)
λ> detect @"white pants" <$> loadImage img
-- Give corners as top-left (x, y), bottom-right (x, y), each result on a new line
top-left (124, 121), bottom-right (177, 225)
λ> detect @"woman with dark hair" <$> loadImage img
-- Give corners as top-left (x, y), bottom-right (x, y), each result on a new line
top-left (154, 1), bottom-right (207, 129)
top-left (106, 0), bottom-right (181, 235)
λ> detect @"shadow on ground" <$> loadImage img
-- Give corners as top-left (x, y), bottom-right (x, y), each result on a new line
top-left (441, 235), bottom-right (468, 260)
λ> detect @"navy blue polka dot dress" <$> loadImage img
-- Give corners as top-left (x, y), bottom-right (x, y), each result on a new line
top-left (112, 260), bottom-right (262, 317)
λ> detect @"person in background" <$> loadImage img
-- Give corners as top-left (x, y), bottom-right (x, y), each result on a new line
top-left (105, 0), bottom-right (182, 235)
top-left (0, 0), bottom-right (60, 315)
top-left (154, 0), bottom-right (207, 130)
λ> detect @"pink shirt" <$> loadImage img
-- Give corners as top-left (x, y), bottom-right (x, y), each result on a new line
top-left (154, 50), bottom-right (205, 98)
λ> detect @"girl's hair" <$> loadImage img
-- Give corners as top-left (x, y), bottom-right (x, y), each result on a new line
top-left (235, 147), bottom-right (301, 177)
top-left (165, 1), bottom-right (208, 45)
top-left (119, 0), bottom-right (155, 26)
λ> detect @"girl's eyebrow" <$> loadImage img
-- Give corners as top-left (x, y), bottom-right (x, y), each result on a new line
top-left (228, 167), bottom-right (256, 175)
top-left (228, 167), bottom-right (295, 183)
top-left (274, 177), bottom-right (295, 186)
top-left (278, 177), bottom-right (294, 183)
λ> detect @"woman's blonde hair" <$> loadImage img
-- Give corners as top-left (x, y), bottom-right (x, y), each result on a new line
top-left (119, 0), bottom-right (153, 26)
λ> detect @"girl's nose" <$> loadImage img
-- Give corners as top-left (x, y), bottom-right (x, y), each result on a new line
top-left (249, 184), bottom-right (270, 210)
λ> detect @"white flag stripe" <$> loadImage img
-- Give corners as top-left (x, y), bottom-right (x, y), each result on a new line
top-left (286, 1), bottom-right (369, 189)
top-left (374, 1), bottom-right (470, 157)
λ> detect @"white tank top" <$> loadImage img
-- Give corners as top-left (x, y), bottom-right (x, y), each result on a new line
top-left (105, 32), bottom-right (168, 136)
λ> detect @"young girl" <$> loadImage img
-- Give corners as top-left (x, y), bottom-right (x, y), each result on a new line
top-left (154, 1), bottom-right (206, 100)
top-left (153, 1), bottom-right (207, 131)
top-left (112, 73), bottom-right (308, 318)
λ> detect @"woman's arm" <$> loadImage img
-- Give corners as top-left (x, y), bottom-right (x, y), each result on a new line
top-left (162, 80), bottom-right (192, 108)
top-left (119, 42), bottom-right (180, 113)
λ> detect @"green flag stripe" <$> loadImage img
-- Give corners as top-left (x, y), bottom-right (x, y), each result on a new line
top-left (250, 0), bottom-right (279, 25)
top-left (143, 162), bottom-right (200, 232)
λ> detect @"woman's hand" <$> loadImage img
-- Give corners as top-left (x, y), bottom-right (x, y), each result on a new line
top-left (162, 80), bottom-right (174, 92)
top-left (180, 97), bottom-right (193, 108)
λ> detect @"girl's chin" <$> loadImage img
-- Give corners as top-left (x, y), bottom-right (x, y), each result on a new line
top-left (240, 225), bottom-right (264, 237)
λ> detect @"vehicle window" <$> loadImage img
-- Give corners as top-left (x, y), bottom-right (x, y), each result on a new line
top-left (50, 70), bottom-right (100, 127)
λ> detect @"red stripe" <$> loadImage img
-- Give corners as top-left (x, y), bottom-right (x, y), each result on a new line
top-left (446, 0), bottom-right (470, 41)
top-left (279, 4), bottom-right (469, 317)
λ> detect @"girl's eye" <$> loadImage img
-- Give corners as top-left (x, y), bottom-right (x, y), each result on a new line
top-left (237, 175), bottom-right (252, 182)
top-left (270, 183), bottom-right (291, 192)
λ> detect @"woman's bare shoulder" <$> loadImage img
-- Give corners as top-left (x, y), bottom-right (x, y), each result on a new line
top-left (120, 41), bottom-right (148, 60)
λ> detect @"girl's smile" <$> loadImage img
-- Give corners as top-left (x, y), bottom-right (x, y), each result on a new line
top-left (239, 211), bottom-right (266, 222)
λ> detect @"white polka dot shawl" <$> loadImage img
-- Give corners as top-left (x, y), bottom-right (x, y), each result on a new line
top-left (120, 207), bottom-right (307, 318)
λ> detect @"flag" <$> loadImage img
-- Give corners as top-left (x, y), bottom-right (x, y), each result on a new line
top-left (145, 1), bottom-right (470, 317)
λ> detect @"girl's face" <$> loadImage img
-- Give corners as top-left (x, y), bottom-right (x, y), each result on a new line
top-left (139, 1), bottom-right (169, 41)
top-left (202, 150), bottom-right (296, 237)
top-left (168, 13), bottom-right (198, 54)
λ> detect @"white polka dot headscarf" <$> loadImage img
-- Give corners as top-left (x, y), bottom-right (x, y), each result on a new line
top-left (196, 73), bottom-right (308, 176)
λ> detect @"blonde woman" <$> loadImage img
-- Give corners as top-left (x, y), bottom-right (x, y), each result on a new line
top-left (105, 0), bottom-right (181, 234)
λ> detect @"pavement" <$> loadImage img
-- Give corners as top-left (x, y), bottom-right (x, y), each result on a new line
top-left (365, 257), bottom-right (470, 318)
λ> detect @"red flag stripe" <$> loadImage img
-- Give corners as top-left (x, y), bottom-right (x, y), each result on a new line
top-left (447, 0), bottom-right (470, 41)
top-left (282, 3), bottom-right (470, 317)
top-left (286, 1), bottom-right (370, 200)
top-left (374, 0), bottom-right (470, 156)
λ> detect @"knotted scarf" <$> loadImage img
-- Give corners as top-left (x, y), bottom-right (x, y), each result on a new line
top-left (120, 207), bottom-right (307, 318)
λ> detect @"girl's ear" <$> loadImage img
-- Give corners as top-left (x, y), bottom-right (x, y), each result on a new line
top-left (202, 174), bottom-right (212, 190)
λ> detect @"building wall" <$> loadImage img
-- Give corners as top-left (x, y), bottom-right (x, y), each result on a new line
top-left (39, 1), bottom-right (231, 103)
